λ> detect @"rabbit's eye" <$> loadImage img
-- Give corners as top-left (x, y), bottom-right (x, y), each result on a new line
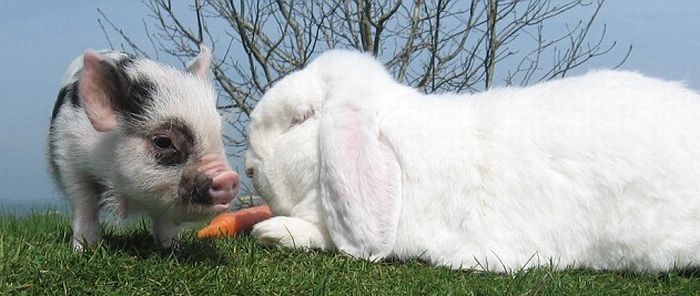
top-left (290, 109), bottom-right (315, 128)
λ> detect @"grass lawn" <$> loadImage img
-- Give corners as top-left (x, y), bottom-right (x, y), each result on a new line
top-left (0, 212), bottom-right (697, 295)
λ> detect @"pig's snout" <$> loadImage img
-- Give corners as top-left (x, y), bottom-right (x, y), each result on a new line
top-left (209, 171), bottom-right (239, 205)
top-left (179, 155), bottom-right (239, 211)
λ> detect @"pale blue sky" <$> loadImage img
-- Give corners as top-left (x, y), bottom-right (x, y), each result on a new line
top-left (1, 1), bottom-right (699, 212)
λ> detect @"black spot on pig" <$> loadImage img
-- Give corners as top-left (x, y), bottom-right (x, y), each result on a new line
top-left (116, 54), bottom-right (136, 71)
top-left (141, 119), bottom-right (197, 167)
top-left (179, 166), bottom-right (213, 205)
top-left (69, 81), bottom-right (81, 108)
top-left (95, 59), bottom-right (130, 105)
top-left (91, 57), bottom-right (157, 123)
top-left (49, 84), bottom-right (77, 183)
top-left (116, 78), bottom-right (156, 122)
top-left (50, 85), bottom-right (70, 124)
top-left (50, 81), bottom-right (83, 125)
top-left (154, 143), bottom-right (188, 167)
top-left (164, 119), bottom-right (197, 150)
top-left (116, 55), bottom-right (149, 106)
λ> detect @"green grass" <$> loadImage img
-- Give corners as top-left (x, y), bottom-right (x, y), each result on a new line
top-left (0, 212), bottom-right (697, 295)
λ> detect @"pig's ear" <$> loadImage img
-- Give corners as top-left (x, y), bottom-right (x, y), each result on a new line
top-left (79, 50), bottom-right (121, 132)
top-left (319, 100), bottom-right (402, 259)
top-left (186, 45), bottom-right (212, 80)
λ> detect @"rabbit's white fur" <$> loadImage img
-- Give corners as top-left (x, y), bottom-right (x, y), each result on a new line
top-left (245, 50), bottom-right (700, 272)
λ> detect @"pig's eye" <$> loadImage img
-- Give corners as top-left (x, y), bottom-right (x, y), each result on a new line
top-left (153, 135), bottom-right (175, 150)
top-left (150, 121), bottom-right (191, 167)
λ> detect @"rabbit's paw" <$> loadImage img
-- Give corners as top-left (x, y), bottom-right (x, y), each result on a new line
top-left (252, 216), bottom-right (333, 250)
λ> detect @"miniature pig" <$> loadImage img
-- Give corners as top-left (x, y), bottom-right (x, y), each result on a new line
top-left (48, 46), bottom-right (239, 250)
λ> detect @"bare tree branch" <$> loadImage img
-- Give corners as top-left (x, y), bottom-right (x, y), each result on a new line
top-left (485, 0), bottom-right (498, 89)
top-left (100, 0), bottom-right (630, 177)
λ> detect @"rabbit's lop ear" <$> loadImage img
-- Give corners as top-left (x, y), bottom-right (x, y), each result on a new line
top-left (320, 100), bottom-right (401, 259)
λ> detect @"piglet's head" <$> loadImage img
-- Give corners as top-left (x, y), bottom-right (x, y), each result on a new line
top-left (79, 46), bottom-right (238, 219)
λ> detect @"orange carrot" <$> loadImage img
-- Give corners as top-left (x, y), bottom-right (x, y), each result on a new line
top-left (196, 205), bottom-right (273, 240)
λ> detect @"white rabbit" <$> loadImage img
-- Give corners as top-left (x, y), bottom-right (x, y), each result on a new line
top-left (245, 50), bottom-right (700, 272)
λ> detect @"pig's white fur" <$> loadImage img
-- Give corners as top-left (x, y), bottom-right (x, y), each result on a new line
top-left (246, 50), bottom-right (700, 272)
top-left (51, 48), bottom-right (229, 249)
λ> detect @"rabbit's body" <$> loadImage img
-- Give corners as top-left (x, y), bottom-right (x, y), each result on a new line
top-left (246, 50), bottom-right (700, 272)
top-left (380, 71), bottom-right (700, 271)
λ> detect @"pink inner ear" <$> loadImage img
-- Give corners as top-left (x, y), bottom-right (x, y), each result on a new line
top-left (320, 101), bottom-right (402, 259)
top-left (186, 46), bottom-right (212, 79)
top-left (79, 51), bottom-right (118, 132)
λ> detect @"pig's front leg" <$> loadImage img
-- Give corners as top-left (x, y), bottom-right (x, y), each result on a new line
top-left (67, 181), bottom-right (102, 251)
top-left (151, 215), bottom-right (181, 248)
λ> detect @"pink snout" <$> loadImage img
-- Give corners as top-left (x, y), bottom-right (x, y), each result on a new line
top-left (187, 154), bottom-right (240, 211)
top-left (209, 170), bottom-right (239, 206)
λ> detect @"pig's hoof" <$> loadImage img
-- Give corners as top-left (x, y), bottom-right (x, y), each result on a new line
top-left (154, 235), bottom-right (182, 249)
top-left (71, 237), bottom-right (99, 252)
